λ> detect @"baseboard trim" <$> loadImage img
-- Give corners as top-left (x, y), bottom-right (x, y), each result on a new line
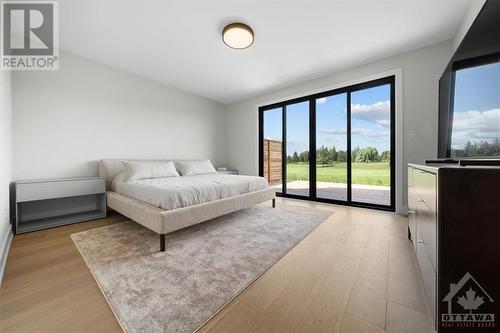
top-left (0, 228), bottom-right (13, 286)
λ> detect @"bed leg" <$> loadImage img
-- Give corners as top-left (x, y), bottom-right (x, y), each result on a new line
top-left (160, 234), bottom-right (166, 252)
top-left (272, 198), bottom-right (276, 208)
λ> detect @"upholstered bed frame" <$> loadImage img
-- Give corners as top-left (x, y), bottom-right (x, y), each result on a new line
top-left (99, 159), bottom-right (276, 251)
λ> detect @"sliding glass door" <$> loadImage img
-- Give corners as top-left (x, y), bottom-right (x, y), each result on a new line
top-left (262, 107), bottom-right (283, 193)
top-left (259, 76), bottom-right (395, 211)
top-left (350, 84), bottom-right (392, 206)
top-left (285, 101), bottom-right (310, 197)
top-left (315, 93), bottom-right (348, 201)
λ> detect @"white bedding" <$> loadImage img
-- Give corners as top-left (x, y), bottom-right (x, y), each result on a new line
top-left (112, 173), bottom-right (270, 210)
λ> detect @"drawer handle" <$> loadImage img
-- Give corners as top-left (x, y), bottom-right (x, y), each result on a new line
top-left (417, 240), bottom-right (425, 244)
top-left (417, 199), bottom-right (424, 203)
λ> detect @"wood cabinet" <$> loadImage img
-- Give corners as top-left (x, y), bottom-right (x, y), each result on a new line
top-left (407, 168), bottom-right (417, 249)
top-left (408, 165), bottom-right (438, 325)
top-left (408, 164), bottom-right (500, 332)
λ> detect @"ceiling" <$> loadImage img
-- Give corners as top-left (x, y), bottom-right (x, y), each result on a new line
top-left (54, 0), bottom-right (472, 103)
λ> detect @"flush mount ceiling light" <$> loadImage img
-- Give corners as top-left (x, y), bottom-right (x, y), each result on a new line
top-left (222, 23), bottom-right (254, 49)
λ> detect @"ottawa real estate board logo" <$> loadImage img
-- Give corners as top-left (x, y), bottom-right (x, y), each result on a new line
top-left (1, 1), bottom-right (59, 70)
top-left (442, 272), bottom-right (495, 329)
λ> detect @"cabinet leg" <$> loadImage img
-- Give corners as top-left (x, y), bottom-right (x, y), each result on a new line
top-left (160, 234), bottom-right (166, 252)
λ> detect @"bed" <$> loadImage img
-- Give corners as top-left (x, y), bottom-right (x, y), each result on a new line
top-left (99, 159), bottom-right (276, 251)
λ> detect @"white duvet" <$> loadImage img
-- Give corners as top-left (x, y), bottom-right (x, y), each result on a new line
top-left (112, 173), bottom-right (269, 210)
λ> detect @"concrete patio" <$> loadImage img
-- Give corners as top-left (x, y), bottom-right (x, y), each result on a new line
top-left (272, 181), bottom-right (391, 206)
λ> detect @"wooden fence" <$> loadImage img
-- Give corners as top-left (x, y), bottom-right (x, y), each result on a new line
top-left (263, 139), bottom-right (282, 184)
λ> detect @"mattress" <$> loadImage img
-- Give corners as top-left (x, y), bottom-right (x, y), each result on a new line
top-left (112, 173), bottom-right (269, 210)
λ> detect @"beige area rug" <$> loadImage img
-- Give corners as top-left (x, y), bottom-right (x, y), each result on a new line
top-left (71, 203), bottom-right (332, 333)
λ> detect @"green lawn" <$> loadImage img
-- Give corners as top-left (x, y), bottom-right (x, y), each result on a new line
top-left (286, 162), bottom-right (390, 186)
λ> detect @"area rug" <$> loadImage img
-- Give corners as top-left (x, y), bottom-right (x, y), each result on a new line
top-left (71, 203), bottom-right (332, 333)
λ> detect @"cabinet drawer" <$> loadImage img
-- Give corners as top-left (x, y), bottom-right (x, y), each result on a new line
top-left (408, 167), bottom-right (414, 188)
top-left (417, 241), bottom-right (436, 325)
top-left (17, 179), bottom-right (105, 202)
top-left (417, 201), bottom-right (437, 270)
top-left (408, 188), bottom-right (418, 249)
top-left (415, 170), bottom-right (437, 214)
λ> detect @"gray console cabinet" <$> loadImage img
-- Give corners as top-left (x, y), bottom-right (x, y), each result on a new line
top-left (408, 165), bottom-right (437, 327)
top-left (14, 177), bottom-right (107, 234)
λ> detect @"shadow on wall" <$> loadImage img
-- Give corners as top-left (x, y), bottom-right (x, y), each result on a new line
top-left (88, 161), bottom-right (99, 176)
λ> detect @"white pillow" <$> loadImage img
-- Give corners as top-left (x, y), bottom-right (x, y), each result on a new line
top-left (176, 160), bottom-right (217, 176)
top-left (122, 161), bottom-right (179, 181)
top-left (111, 172), bottom-right (128, 191)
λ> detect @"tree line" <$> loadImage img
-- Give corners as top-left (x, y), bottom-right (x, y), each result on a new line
top-left (451, 139), bottom-right (500, 158)
top-left (286, 146), bottom-right (390, 165)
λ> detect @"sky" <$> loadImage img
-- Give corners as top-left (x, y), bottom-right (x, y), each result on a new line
top-left (264, 84), bottom-right (391, 154)
top-left (451, 61), bottom-right (500, 149)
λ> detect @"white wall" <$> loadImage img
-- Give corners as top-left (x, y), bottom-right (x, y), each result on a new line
top-left (12, 51), bottom-right (226, 180)
top-left (224, 41), bottom-right (453, 213)
top-left (0, 70), bottom-right (12, 281)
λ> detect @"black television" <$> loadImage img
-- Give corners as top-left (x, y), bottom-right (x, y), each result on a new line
top-left (437, 0), bottom-right (500, 159)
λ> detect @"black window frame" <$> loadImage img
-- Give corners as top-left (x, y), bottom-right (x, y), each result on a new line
top-left (445, 53), bottom-right (500, 158)
top-left (259, 75), bottom-right (396, 212)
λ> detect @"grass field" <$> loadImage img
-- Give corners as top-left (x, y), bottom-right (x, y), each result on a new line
top-left (286, 162), bottom-right (390, 186)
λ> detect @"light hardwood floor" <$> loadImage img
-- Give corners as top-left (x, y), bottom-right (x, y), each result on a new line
top-left (0, 198), bottom-right (432, 333)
